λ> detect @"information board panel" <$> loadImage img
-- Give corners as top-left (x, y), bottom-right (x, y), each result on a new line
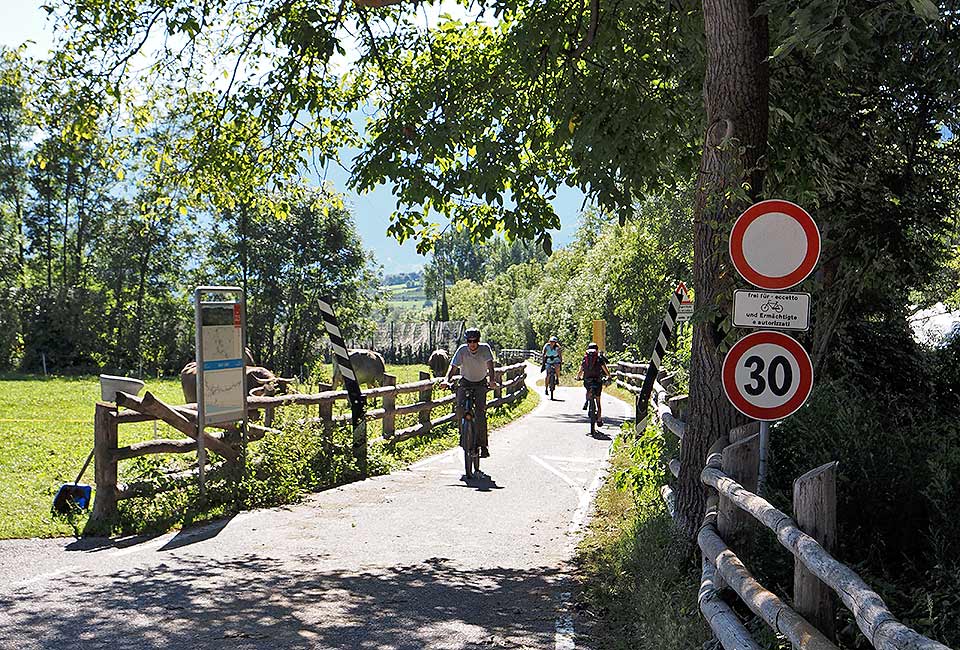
top-left (675, 281), bottom-right (694, 323)
top-left (733, 290), bottom-right (810, 331)
top-left (195, 289), bottom-right (247, 426)
top-left (199, 302), bottom-right (246, 423)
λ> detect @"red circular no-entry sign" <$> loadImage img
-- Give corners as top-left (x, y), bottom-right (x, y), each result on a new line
top-left (729, 199), bottom-right (820, 290)
top-left (722, 331), bottom-right (814, 421)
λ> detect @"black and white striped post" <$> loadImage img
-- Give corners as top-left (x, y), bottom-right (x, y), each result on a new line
top-left (636, 283), bottom-right (687, 431)
top-left (318, 296), bottom-right (368, 476)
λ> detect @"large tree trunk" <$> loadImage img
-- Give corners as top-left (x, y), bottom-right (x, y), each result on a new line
top-left (674, 0), bottom-right (769, 540)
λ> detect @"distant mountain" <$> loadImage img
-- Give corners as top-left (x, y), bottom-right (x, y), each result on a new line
top-left (383, 271), bottom-right (423, 288)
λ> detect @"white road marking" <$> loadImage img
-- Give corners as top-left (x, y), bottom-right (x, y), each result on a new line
top-left (541, 455), bottom-right (603, 464)
top-left (530, 455), bottom-right (580, 489)
top-left (567, 396), bottom-right (628, 537)
top-left (551, 396), bottom-right (630, 650)
top-left (410, 448), bottom-right (459, 470)
top-left (555, 591), bottom-right (576, 650)
top-left (110, 535), bottom-right (172, 558)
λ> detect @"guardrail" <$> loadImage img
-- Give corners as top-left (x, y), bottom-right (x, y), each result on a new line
top-left (612, 360), bottom-right (686, 514)
top-left (88, 362), bottom-right (529, 528)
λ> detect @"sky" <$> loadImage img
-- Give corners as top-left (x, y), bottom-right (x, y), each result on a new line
top-left (0, 1), bottom-right (588, 275)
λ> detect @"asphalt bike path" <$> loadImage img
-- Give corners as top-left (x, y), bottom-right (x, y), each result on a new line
top-left (0, 364), bottom-right (630, 650)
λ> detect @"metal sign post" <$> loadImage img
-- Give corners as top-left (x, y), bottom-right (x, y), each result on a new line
top-left (728, 201), bottom-right (820, 493)
top-left (194, 286), bottom-right (247, 495)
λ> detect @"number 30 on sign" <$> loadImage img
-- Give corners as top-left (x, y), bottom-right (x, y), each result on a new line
top-left (722, 331), bottom-right (814, 421)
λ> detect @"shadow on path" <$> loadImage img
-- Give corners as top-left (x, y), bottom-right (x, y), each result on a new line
top-left (2, 554), bottom-right (566, 650)
top-left (63, 514), bottom-right (241, 555)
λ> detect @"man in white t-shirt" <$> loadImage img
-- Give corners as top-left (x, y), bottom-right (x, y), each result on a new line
top-left (443, 327), bottom-right (496, 458)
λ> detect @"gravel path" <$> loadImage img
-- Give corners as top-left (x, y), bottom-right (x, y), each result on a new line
top-left (0, 366), bottom-right (630, 650)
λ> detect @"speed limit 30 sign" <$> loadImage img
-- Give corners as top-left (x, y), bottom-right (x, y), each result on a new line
top-left (722, 331), bottom-right (814, 421)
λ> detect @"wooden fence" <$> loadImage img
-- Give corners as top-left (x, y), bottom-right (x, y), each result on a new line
top-left (614, 359), bottom-right (951, 650)
top-left (499, 348), bottom-right (543, 364)
top-left (88, 362), bottom-right (529, 528)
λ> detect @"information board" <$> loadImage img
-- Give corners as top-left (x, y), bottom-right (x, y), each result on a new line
top-left (198, 302), bottom-right (246, 423)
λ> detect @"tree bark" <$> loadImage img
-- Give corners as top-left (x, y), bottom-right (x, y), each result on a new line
top-left (676, 0), bottom-right (769, 540)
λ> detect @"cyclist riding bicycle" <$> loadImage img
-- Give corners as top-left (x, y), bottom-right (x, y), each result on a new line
top-left (442, 327), bottom-right (496, 459)
top-left (575, 342), bottom-right (610, 426)
top-left (541, 335), bottom-right (563, 395)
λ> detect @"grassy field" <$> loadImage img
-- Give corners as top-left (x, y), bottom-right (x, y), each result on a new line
top-left (0, 365), bottom-right (538, 540)
top-left (0, 373), bottom-right (185, 539)
top-left (385, 284), bottom-right (431, 311)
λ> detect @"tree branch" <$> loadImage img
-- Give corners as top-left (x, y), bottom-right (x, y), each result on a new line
top-left (570, 0), bottom-right (600, 59)
top-left (353, 0), bottom-right (404, 6)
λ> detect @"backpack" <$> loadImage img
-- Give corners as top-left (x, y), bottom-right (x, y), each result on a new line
top-left (581, 351), bottom-right (602, 379)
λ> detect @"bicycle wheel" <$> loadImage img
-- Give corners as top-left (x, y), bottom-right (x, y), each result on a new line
top-left (549, 371), bottom-right (556, 400)
top-left (462, 418), bottom-right (474, 479)
top-left (588, 392), bottom-right (596, 436)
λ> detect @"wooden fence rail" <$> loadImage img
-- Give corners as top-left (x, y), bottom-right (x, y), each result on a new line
top-left (699, 438), bottom-right (952, 650)
top-left (614, 357), bottom-right (951, 650)
top-left (499, 348), bottom-right (543, 364)
top-left (88, 362), bottom-right (529, 529)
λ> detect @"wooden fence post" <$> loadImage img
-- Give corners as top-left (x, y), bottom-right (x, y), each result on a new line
top-left (494, 369), bottom-right (503, 401)
top-left (87, 402), bottom-right (119, 532)
top-left (418, 371), bottom-right (432, 434)
top-left (730, 421), bottom-right (760, 444)
top-left (719, 432), bottom-right (760, 556)
top-left (793, 461), bottom-right (838, 642)
top-left (382, 373), bottom-right (397, 438)
top-left (316, 382), bottom-right (332, 420)
top-left (318, 398), bottom-right (333, 440)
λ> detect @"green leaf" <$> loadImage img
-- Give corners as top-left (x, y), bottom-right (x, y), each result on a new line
top-left (909, 0), bottom-right (939, 21)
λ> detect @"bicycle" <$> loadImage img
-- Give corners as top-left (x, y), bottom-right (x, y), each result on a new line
top-left (585, 375), bottom-right (612, 436)
top-left (447, 377), bottom-right (487, 480)
top-left (545, 362), bottom-right (560, 400)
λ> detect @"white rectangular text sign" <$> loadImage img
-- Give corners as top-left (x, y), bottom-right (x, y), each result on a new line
top-left (733, 290), bottom-right (810, 331)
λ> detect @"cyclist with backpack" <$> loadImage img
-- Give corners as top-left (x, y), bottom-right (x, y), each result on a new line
top-left (575, 342), bottom-right (610, 425)
top-left (442, 327), bottom-right (496, 458)
top-left (541, 335), bottom-right (563, 395)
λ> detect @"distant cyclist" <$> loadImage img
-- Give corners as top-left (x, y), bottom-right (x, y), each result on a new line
top-left (541, 335), bottom-right (563, 395)
top-left (575, 342), bottom-right (610, 425)
top-left (443, 327), bottom-right (496, 458)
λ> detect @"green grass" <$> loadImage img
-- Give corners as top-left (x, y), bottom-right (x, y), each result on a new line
top-left (574, 421), bottom-right (710, 649)
top-left (385, 284), bottom-right (431, 312)
top-left (0, 374), bottom-right (185, 539)
top-left (1, 369), bottom-right (538, 540)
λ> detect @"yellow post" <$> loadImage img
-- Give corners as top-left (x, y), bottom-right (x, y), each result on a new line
top-left (592, 320), bottom-right (607, 351)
